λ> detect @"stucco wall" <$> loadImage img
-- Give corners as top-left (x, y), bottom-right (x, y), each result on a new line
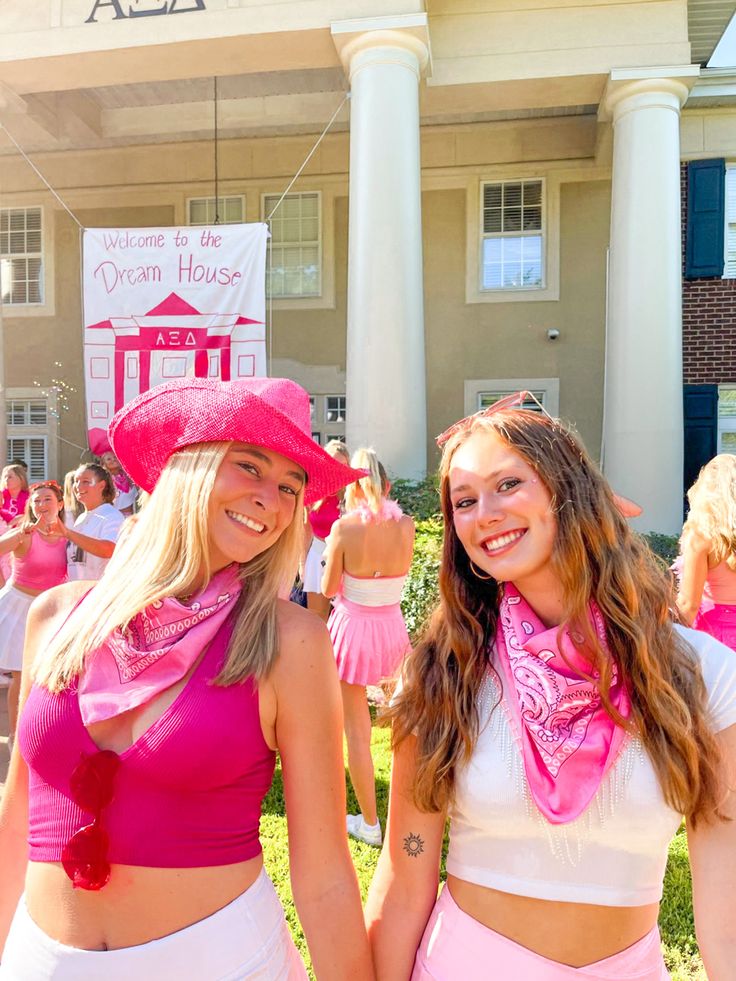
top-left (424, 179), bottom-right (611, 470)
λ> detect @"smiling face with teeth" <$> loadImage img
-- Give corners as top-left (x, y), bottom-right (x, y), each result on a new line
top-left (207, 442), bottom-right (305, 573)
top-left (448, 429), bottom-right (560, 612)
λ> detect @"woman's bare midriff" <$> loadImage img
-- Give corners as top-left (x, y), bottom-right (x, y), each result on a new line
top-left (12, 583), bottom-right (42, 598)
top-left (446, 874), bottom-right (660, 968)
top-left (25, 855), bottom-right (263, 950)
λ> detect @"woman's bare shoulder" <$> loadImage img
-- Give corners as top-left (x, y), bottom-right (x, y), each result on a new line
top-left (28, 581), bottom-right (95, 627)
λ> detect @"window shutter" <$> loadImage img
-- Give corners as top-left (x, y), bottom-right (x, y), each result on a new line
top-left (685, 159), bottom-right (725, 279)
top-left (683, 384), bottom-right (718, 517)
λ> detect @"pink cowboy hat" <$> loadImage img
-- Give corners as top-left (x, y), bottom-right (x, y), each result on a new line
top-left (108, 377), bottom-right (364, 505)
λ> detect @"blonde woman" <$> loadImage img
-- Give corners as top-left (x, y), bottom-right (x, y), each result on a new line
top-left (0, 378), bottom-right (374, 981)
top-left (368, 397), bottom-right (736, 980)
top-left (303, 440), bottom-right (351, 621)
top-left (322, 448), bottom-right (414, 846)
top-left (678, 454), bottom-right (736, 648)
top-left (62, 470), bottom-right (82, 527)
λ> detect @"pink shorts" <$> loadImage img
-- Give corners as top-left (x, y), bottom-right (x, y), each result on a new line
top-left (411, 887), bottom-right (669, 980)
top-left (328, 596), bottom-right (410, 686)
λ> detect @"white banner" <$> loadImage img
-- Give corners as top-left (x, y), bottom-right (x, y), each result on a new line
top-left (82, 223), bottom-right (268, 454)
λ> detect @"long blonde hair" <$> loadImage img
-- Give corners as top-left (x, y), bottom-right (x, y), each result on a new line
top-left (344, 447), bottom-right (387, 515)
top-left (387, 411), bottom-right (724, 826)
top-left (683, 454), bottom-right (736, 571)
top-left (34, 442), bottom-right (304, 691)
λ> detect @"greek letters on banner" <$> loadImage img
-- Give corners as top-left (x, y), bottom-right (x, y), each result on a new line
top-left (82, 224), bottom-right (268, 454)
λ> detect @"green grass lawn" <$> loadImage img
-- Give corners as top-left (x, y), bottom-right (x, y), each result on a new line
top-left (262, 723), bottom-right (705, 980)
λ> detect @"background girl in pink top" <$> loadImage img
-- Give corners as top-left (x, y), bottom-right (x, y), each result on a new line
top-left (0, 465), bottom-right (29, 587)
top-left (0, 465), bottom-right (29, 526)
top-left (322, 448), bottom-right (414, 847)
top-left (678, 454), bottom-right (736, 648)
top-left (0, 481), bottom-right (67, 754)
top-left (302, 439), bottom-right (351, 621)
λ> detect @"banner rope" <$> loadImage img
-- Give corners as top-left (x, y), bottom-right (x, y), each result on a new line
top-left (0, 123), bottom-right (84, 229)
top-left (265, 93), bottom-right (350, 221)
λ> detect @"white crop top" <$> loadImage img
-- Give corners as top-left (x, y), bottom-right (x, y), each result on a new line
top-left (446, 626), bottom-right (736, 907)
top-left (342, 571), bottom-right (407, 606)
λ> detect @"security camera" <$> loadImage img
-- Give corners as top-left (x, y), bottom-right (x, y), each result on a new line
top-left (546, 328), bottom-right (560, 341)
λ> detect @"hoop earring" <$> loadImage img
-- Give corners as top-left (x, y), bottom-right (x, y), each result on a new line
top-left (469, 560), bottom-right (493, 581)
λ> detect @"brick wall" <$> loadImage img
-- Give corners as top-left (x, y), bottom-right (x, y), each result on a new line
top-left (682, 162), bottom-right (736, 384)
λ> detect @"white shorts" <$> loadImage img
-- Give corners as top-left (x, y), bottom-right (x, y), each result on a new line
top-left (0, 584), bottom-right (35, 673)
top-left (0, 869), bottom-right (307, 981)
top-left (303, 537), bottom-right (327, 594)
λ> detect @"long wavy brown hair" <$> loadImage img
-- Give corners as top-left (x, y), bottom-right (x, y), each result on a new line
top-left (388, 410), bottom-right (725, 826)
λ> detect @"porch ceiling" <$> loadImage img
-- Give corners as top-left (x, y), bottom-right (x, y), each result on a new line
top-left (0, 65), bottom-right (601, 156)
top-left (688, 0), bottom-right (736, 65)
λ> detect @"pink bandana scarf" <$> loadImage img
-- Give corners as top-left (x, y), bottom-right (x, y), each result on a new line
top-left (112, 471), bottom-right (132, 496)
top-left (78, 565), bottom-right (242, 725)
top-left (494, 584), bottom-right (630, 825)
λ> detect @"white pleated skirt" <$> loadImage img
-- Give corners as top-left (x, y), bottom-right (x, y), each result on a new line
top-left (0, 583), bottom-right (35, 672)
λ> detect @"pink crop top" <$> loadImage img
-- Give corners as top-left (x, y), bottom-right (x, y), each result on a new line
top-left (18, 617), bottom-right (275, 868)
top-left (12, 533), bottom-right (68, 591)
top-left (703, 560), bottom-right (736, 606)
top-left (309, 494), bottom-right (341, 541)
top-left (0, 488), bottom-right (28, 524)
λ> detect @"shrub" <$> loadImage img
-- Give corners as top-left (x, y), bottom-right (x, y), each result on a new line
top-left (391, 475), bottom-right (440, 521)
top-left (643, 532), bottom-right (680, 566)
top-left (401, 517), bottom-right (442, 639)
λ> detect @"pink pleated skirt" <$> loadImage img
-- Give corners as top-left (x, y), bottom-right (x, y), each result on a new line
top-left (328, 596), bottom-right (410, 686)
top-left (411, 887), bottom-right (669, 980)
top-left (694, 601), bottom-right (736, 650)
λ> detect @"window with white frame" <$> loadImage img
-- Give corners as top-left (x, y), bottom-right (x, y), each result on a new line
top-left (480, 180), bottom-right (544, 291)
top-left (7, 399), bottom-right (48, 427)
top-left (718, 386), bottom-right (736, 452)
top-left (478, 390), bottom-right (547, 412)
top-left (6, 438), bottom-right (46, 482)
top-left (0, 207), bottom-right (43, 305)
top-left (724, 167), bottom-right (736, 278)
top-left (187, 196), bottom-right (245, 226)
top-left (263, 192), bottom-right (321, 298)
top-left (6, 396), bottom-right (50, 481)
top-left (325, 395), bottom-right (346, 425)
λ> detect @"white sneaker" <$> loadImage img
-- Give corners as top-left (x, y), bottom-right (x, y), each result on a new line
top-left (346, 813), bottom-right (382, 847)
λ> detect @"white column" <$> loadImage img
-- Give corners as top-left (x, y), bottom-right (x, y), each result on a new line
top-left (333, 21), bottom-right (429, 479)
top-left (602, 71), bottom-right (695, 534)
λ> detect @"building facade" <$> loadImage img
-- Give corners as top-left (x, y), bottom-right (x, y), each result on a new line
top-left (0, 0), bottom-right (734, 532)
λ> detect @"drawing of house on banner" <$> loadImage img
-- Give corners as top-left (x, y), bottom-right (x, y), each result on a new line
top-left (84, 292), bottom-right (265, 454)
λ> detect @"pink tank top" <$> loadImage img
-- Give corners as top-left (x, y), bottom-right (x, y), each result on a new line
top-left (308, 495), bottom-right (341, 540)
top-left (18, 617), bottom-right (275, 867)
top-left (703, 560), bottom-right (736, 606)
top-left (12, 533), bottom-right (68, 591)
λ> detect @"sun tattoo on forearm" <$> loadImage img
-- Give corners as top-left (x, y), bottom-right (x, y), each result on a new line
top-left (403, 832), bottom-right (425, 858)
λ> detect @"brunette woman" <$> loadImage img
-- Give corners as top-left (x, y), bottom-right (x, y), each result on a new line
top-left (0, 378), bottom-right (374, 980)
top-left (322, 448), bottom-right (414, 846)
top-left (367, 395), bottom-right (736, 980)
top-left (64, 464), bottom-right (125, 581)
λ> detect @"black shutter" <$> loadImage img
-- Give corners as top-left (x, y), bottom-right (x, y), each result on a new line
top-left (685, 159), bottom-right (725, 279)
top-left (683, 384), bottom-right (718, 514)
